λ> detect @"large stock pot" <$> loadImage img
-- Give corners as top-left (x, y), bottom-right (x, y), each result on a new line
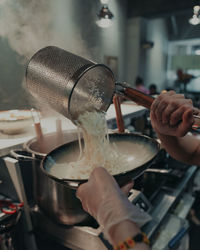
top-left (12, 130), bottom-right (92, 225)
top-left (12, 131), bottom-right (160, 226)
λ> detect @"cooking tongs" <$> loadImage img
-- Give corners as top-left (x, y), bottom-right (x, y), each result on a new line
top-left (115, 82), bottom-right (200, 132)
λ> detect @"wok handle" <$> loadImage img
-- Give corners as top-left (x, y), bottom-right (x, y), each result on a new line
top-left (124, 87), bottom-right (154, 109)
top-left (113, 95), bottom-right (125, 133)
top-left (10, 149), bottom-right (35, 161)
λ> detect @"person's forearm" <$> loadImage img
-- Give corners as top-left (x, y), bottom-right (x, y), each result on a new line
top-left (156, 132), bottom-right (200, 165)
top-left (109, 220), bottom-right (150, 250)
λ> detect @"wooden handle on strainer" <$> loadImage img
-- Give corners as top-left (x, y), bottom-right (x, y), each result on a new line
top-left (124, 87), bottom-right (154, 108)
top-left (123, 87), bottom-right (200, 133)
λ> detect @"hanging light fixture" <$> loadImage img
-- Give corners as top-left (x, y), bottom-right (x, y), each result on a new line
top-left (96, 0), bottom-right (114, 28)
top-left (189, 5), bottom-right (200, 25)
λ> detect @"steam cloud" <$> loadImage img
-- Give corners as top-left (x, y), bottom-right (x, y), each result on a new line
top-left (0, 0), bottom-right (89, 59)
top-left (0, 0), bottom-right (92, 110)
top-left (0, 0), bottom-right (52, 59)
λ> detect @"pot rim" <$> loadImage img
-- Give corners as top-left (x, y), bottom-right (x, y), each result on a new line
top-left (23, 129), bottom-right (79, 158)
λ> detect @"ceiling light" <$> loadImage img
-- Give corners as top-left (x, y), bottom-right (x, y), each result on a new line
top-left (194, 5), bottom-right (200, 14)
top-left (189, 14), bottom-right (200, 25)
top-left (189, 5), bottom-right (200, 25)
top-left (96, 5), bottom-right (114, 28)
top-left (100, 0), bottom-right (109, 4)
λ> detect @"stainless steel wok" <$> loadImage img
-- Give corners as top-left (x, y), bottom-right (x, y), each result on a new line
top-left (37, 133), bottom-right (159, 225)
top-left (42, 133), bottom-right (160, 188)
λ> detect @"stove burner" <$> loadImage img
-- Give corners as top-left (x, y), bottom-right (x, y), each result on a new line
top-left (134, 156), bottom-right (190, 202)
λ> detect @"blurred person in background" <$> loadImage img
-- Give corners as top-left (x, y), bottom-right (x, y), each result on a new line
top-left (149, 84), bottom-right (159, 96)
top-left (135, 76), bottom-right (149, 95)
top-left (175, 68), bottom-right (194, 93)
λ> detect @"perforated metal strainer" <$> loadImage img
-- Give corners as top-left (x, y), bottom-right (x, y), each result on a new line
top-left (26, 46), bottom-right (115, 121)
top-left (26, 46), bottom-right (200, 131)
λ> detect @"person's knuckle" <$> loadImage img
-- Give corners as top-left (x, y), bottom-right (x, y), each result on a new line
top-left (169, 100), bottom-right (178, 108)
top-left (160, 98), bottom-right (168, 107)
top-left (179, 106), bottom-right (186, 112)
top-left (183, 104), bottom-right (192, 112)
top-left (168, 90), bottom-right (175, 95)
top-left (188, 99), bottom-right (193, 104)
top-left (157, 95), bottom-right (163, 102)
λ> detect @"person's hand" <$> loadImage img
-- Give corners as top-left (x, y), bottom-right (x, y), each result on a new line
top-left (150, 91), bottom-right (195, 137)
top-left (77, 167), bottom-right (133, 219)
top-left (76, 167), bottom-right (151, 242)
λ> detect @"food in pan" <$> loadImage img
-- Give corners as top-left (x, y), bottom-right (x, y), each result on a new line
top-left (49, 111), bottom-right (155, 179)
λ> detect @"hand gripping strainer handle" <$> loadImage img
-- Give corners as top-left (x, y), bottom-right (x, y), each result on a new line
top-left (116, 83), bottom-right (200, 132)
top-left (26, 46), bottom-right (115, 121)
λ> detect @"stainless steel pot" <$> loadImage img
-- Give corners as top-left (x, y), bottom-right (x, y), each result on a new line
top-left (21, 130), bottom-right (92, 225)
top-left (11, 131), bottom-right (159, 226)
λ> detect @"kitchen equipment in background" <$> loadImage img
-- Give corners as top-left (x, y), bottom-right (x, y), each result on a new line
top-left (0, 198), bottom-right (22, 250)
top-left (31, 109), bottom-right (43, 141)
top-left (9, 149), bottom-right (35, 205)
top-left (0, 110), bottom-right (33, 134)
top-left (26, 46), bottom-right (200, 131)
top-left (3, 157), bottom-right (37, 250)
top-left (30, 109), bottom-right (45, 153)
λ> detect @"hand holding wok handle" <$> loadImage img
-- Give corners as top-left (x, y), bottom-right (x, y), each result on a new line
top-left (113, 95), bottom-right (125, 133)
top-left (76, 167), bottom-right (151, 245)
top-left (115, 82), bottom-right (200, 132)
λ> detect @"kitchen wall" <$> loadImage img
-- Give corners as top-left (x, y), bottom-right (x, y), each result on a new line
top-left (125, 17), bottom-right (169, 91)
top-left (144, 18), bottom-right (169, 91)
top-left (125, 17), bottom-right (141, 86)
top-left (0, 0), bottom-right (127, 110)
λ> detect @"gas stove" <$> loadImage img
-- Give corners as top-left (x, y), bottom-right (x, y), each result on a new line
top-left (32, 188), bottom-right (153, 250)
top-left (31, 162), bottom-right (198, 250)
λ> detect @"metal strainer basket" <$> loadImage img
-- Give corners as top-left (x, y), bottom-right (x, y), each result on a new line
top-left (26, 46), bottom-right (115, 121)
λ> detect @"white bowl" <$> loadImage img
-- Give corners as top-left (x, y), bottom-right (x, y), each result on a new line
top-left (0, 110), bottom-right (33, 134)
